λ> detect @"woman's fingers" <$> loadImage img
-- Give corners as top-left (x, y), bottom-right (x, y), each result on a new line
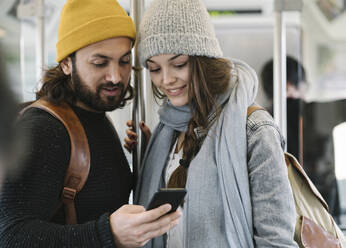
top-left (139, 121), bottom-right (152, 145)
top-left (124, 136), bottom-right (137, 153)
top-left (126, 128), bottom-right (138, 140)
top-left (126, 119), bottom-right (133, 127)
top-left (124, 120), bottom-right (152, 152)
top-left (124, 120), bottom-right (138, 152)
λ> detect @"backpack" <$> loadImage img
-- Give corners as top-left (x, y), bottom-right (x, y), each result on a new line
top-left (247, 106), bottom-right (346, 248)
top-left (20, 99), bottom-right (90, 225)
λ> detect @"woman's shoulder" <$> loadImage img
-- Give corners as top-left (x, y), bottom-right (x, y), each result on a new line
top-left (246, 108), bottom-right (285, 149)
top-left (246, 108), bottom-right (275, 130)
top-left (229, 58), bottom-right (258, 84)
top-left (231, 58), bottom-right (256, 74)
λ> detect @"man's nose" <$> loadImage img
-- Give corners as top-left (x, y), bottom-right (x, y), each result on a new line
top-left (106, 65), bottom-right (121, 84)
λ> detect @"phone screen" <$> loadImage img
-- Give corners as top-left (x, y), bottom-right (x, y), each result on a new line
top-left (146, 188), bottom-right (187, 214)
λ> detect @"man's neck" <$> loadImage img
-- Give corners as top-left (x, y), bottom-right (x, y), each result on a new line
top-left (75, 101), bottom-right (104, 113)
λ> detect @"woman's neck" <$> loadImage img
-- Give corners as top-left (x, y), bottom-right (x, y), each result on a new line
top-left (175, 132), bottom-right (185, 153)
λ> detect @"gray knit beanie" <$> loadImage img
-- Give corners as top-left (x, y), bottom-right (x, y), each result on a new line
top-left (138, 0), bottom-right (223, 66)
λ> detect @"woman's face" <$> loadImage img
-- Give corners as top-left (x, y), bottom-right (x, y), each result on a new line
top-left (147, 54), bottom-right (190, 107)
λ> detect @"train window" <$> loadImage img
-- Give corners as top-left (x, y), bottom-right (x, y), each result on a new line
top-left (334, 122), bottom-right (346, 224)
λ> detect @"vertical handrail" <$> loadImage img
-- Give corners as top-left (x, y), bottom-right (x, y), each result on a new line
top-left (36, 0), bottom-right (45, 88)
top-left (273, 10), bottom-right (287, 149)
top-left (273, 0), bottom-right (303, 152)
top-left (297, 26), bottom-right (304, 164)
top-left (17, 0), bottom-right (46, 100)
top-left (130, 0), bottom-right (145, 188)
top-left (20, 22), bottom-right (26, 101)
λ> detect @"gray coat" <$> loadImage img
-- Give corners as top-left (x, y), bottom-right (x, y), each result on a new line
top-left (182, 108), bottom-right (298, 247)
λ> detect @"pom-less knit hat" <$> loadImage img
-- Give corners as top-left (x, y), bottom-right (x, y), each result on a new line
top-left (56, 0), bottom-right (136, 62)
top-left (138, 0), bottom-right (223, 66)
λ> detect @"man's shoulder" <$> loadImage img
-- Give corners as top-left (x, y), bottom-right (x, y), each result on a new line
top-left (20, 106), bottom-right (63, 125)
top-left (18, 106), bottom-right (69, 139)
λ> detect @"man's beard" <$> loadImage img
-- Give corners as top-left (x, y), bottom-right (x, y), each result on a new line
top-left (71, 68), bottom-right (128, 112)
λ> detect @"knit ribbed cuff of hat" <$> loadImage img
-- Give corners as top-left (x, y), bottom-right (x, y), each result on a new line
top-left (56, 16), bottom-right (135, 62)
top-left (139, 33), bottom-right (223, 67)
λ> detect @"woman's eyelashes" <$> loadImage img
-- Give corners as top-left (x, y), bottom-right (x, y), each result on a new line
top-left (149, 61), bottom-right (188, 73)
top-left (149, 67), bottom-right (160, 73)
top-left (175, 61), bottom-right (188, 68)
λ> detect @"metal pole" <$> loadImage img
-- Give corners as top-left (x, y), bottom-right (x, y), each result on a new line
top-left (36, 0), bottom-right (45, 87)
top-left (17, 0), bottom-right (46, 100)
top-left (297, 25), bottom-right (304, 164)
top-left (273, 10), bottom-right (287, 149)
top-left (130, 0), bottom-right (146, 187)
top-left (273, 0), bottom-right (303, 151)
top-left (20, 22), bottom-right (26, 101)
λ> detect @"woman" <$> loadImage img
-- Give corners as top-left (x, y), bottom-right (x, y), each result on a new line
top-left (126, 0), bottom-right (298, 247)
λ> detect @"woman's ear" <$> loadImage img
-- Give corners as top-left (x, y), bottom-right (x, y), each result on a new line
top-left (60, 57), bottom-right (72, 75)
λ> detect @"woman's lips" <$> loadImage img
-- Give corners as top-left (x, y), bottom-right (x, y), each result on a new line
top-left (166, 85), bottom-right (186, 96)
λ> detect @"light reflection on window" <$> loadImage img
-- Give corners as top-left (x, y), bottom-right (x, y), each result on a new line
top-left (333, 122), bottom-right (346, 213)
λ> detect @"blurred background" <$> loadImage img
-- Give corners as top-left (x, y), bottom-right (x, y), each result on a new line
top-left (0, 0), bottom-right (345, 230)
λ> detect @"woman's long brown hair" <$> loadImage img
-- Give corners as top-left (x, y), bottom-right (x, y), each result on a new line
top-left (152, 56), bottom-right (232, 188)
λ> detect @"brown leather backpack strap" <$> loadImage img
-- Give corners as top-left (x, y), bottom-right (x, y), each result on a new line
top-left (22, 99), bottom-right (90, 224)
top-left (246, 105), bottom-right (265, 118)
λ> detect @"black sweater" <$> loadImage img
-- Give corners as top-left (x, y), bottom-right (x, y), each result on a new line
top-left (0, 105), bottom-right (133, 247)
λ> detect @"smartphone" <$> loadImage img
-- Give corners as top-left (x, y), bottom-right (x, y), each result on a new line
top-left (146, 188), bottom-right (187, 214)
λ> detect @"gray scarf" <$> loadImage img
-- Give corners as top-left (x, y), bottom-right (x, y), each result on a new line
top-left (158, 102), bottom-right (191, 133)
top-left (135, 58), bottom-right (258, 247)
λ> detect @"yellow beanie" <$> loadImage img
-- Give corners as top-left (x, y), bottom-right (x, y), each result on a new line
top-left (56, 0), bottom-right (136, 62)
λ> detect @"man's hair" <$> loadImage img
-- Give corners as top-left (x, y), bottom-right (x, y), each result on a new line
top-left (36, 53), bottom-right (134, 107)
top-left (36, 54), bottom-right (76, 105)
top-left (261, 56), bottom-right (306, 99)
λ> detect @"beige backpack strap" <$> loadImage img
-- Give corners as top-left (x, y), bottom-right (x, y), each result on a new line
top-left (22, 99), bottom-right (90, 224)
top-left (285, 152), bottom-right (329, 212)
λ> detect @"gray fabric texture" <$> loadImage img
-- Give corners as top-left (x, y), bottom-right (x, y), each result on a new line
top-left (138, 0), bottom-right (223, 66)
top-left (134, 58), bottom-right (297, 247)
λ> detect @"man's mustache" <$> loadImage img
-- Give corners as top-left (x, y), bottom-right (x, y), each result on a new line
top-left (101, 82), bottom-right (125, 89)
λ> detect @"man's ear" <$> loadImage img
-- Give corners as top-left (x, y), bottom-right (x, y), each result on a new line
top-left (60, 57), bottom-right (72, 75)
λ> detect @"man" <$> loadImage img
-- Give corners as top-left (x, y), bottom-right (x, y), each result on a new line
top-left (0, 0), bottom-right (180, 247)
top-left (261, 56), bottom-right (306, 159)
